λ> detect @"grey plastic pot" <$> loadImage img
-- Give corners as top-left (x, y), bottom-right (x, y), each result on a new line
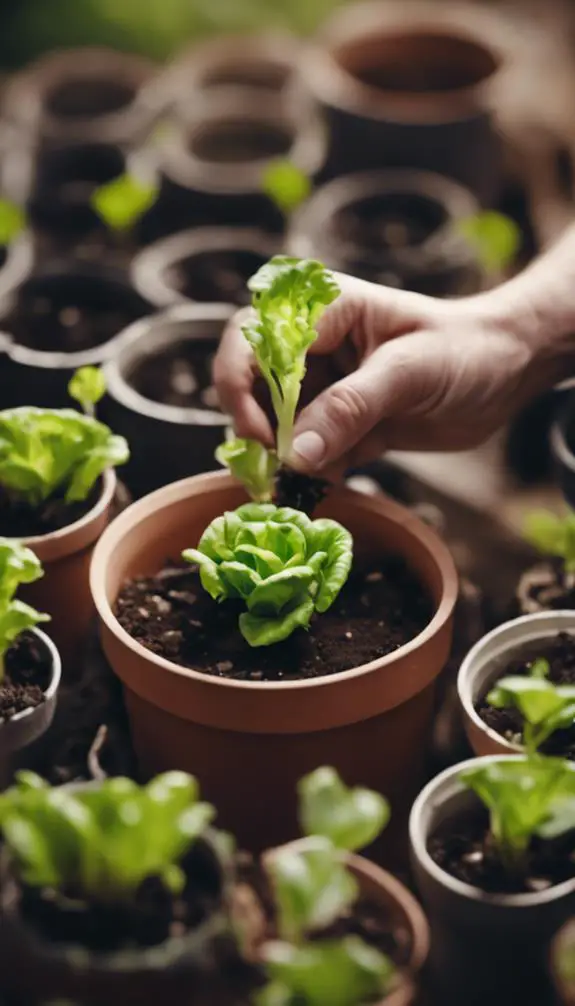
top-left (101, 303), bottom-right (232, 498)
top-left (131, 227), bottom-right (279, 310)
top-left (410, 756), bottom-right (575, 1006)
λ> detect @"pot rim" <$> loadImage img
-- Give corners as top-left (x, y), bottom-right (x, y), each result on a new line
top-left (0, 627), bottom-right (61, 730)
top-left (90, 470), bottom-right (458, 696)
top-left (0, 233), bottom-right (35, 297)
top-left (130, 227), bottom-right (279, 309)
top-left (410, 754), bottom-right (575, 907)
top-left (551, 413), bottom-right (575, 476)
top-left (102, 303), bottom-right (233, 426)
top-left (18, 469), bottom-right (117, 559)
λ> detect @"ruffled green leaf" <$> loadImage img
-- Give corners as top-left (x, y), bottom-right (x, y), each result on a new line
top-left (298, 767), bottom-right (389, 852)
top-left (262, 937), bottom-right (394, 1006)
top-left (216, 434), bottom-right (278, 503)
top-left (240, 596), bottom-right (315, 647)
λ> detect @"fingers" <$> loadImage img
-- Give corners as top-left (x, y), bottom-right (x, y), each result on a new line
top-left (212, 308), bottom-right (274, 445)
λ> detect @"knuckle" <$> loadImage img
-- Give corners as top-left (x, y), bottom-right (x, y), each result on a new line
top-left (323, 382), bottom-right (370, 434)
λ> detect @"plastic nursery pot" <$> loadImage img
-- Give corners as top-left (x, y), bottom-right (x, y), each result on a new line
top-left (552, 390), bottom-right (575, 510)
top-left (16, 470), bottom-right (117, 678)
top-left (101, 305), bottom-right (232, 499)
top-left (0, 261), bottom-right (152, 409)
top-left (264, 838), bottom-right (430, 1006)
top-left (410, 755), bottom-right (575, 1006)
top-left (302, 0), bottom-right (512, 203)
top-left (2, 48), bottom-right (158, 149)
top-left (90, 471), bottom-right (457, 865)
top-left (154, 92), bottom-right (327, 237)
top-left (0, 628), bottom-right (61, 791)
top-left (131, 227), bottom-right (279, 310)
top-left (287, 169), bottom-right (484, 296)
top-left (457, 610), bottom-right (575, 758)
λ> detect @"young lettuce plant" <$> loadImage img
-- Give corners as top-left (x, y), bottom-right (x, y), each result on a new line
top-left (523, 509), bottom-right (575, 574)
top-left (258, 767), bottom-right (394, 1006)
top-left (183, 503), bottom-right (352, 646)
top-left (0, 366), bottom-right (128, 508)
top-left (216, 431), bottom-right (278, 504)
top-left (91, 173), bottom-right (159, 233)
top-left (0, 540), bottom-right (49, 684)
top-left (487, 659), bottom-right (575, 755)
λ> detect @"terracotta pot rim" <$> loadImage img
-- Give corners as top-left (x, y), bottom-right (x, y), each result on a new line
top-left (0, 628), bottom-right (61, 728)
top-left (410, 754), bottom-right (575, 907)
top-left (20, 469), bottom-right (117, 553)
top-left (102, 303), bottom-right (233, 426)
top-left (90, 470), bottom-right (458, 695)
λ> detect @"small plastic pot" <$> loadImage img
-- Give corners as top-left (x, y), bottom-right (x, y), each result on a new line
top-left (101, 305), bottom-right (232, 498)
top-left (131, 227), bottom-right (279, 310)
top-left (0, 628), bottom-right (61, 790)
top-left (287, 169), bottom-right (484, 296)
top-left (0, 261), bottom-right (152, 408)
top-left (458, 610), bottom-right (575, 758)
top-left (410, 756), bottom-right (575, 1006)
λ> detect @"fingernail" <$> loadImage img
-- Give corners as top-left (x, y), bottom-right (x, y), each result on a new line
top-left (291, 431), bottom-right (326, 469)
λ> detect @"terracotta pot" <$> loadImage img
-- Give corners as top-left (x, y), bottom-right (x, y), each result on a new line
top-left (263, 837), bottom-right (429, 1006)
top-left (287, 169), bottom-right (484, 296)
top-left (552, 918), bottom-right (575, 1006)
top-left (458, 610), bottom-right (575, 758)
top-left (17, 470), bottom-right (117, 677)
top-left (90, 471), bottom-right (457, 864)
top-left (410, 756), bottom-right (575, 1006)
top-left (101, 305), bottom-right (232, 498)
top-left (302, 0), bottom-right (513, 202)
top-left (0, 628), bottom-right (61, 789)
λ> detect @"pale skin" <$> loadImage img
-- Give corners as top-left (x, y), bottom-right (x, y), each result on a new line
top-left (213, 227), bottom-right (575, 478)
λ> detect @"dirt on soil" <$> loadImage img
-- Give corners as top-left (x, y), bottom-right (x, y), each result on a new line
top-left (0, 632), bottom-right (51, 721)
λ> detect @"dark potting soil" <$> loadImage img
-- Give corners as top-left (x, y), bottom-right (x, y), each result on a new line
top-left (166, 249), bottom-right (268, 306)
top-left (0, 632), bottom-right (51, 721)
top-left (429, 808), bottom-right (575, 895)
top-left (114, 556), bottom-right (433, 683)
top-left (128, 338), bottom-right (220, 410)
top-left (476, 631), bottom-right (575, 759)
top-left (274, 466), bottom-right (329, 516)
top-left (0, 481), bottom-right (100, 538)
top-left (190, 119), bottom-right (292, 164)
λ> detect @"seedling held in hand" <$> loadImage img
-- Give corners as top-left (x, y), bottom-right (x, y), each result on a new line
top-left (216, 432), bottom-right (278, 503)
top-left (523, 509), bottom-right (575, 573)
top-left (91, 173), bottom-right (158, 233)
top-left (0, 541), bottom-right (49, 684)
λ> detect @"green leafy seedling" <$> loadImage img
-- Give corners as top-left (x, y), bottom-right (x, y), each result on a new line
top-left (216, 432), bottom-right (278, 503)
top-left (0, 541), bottom-right (49, 684)
top-left (298, 766), bottom-right (389, 852)
top-left (523, 510), bottom-right (575, 573)
top-left (456, 211), bottom-right (521, 274)
top-left (263, 161), bottom-right (311, 215)
top-left (91, 173), bottom-right (159, 232)
top-left (487, 672), bottom-right (575, 754)
top-left (242, 257), bottom-right (340, 461)
top-left (0, 200), bottom-right (25, 247)
top-left (68, 366), bottom-right (107, 418)
top-left (183, 503), bottom-right (352, 646)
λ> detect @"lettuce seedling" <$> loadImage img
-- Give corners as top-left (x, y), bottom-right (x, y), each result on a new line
top-left (242, 257), bottom-right (340, 461)
top-left (262, 161), bottom-right (311, 215)
top-left (68, 365), bottom-right (107, 418)
top-left (0, 540), bottom-right (49, 683)
top-left (523, 509), bottom-right (575, 573)
top-left (487, 667), bottom-right (575, 755)
top-left (183, 503), bottom-right (352, 646)
top-left (216, 432), bottom-right (278, 503)
top-left (91, 173), bottom-right (159, 233)
top-left (0, 199), bottom-right (26, 247)
top-left (0, 770), bottom-right (214, 900)
top-left (298, 765), bottom-right (390, 852)
top-left (0, 367), bottom-right (129, 507)
top-left (260, 937), bottom-right (395, 1006)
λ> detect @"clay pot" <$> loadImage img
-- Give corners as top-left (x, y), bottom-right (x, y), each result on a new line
top-left (302, 0), bottom-right (511, 202)
top-left (90, 471), bottom-right (457, 864)
top-left (101, 305), bottom-right (232, 498)
top-left (458, 610), bottom-right (575, 758)
top-left (131, 227), bottom-right (278, 310)
top-left (18, 470), bottom-right (117, 677)
top-left (0, 628), bottom-right (61, 790)
top-left (552, 389), bottom-right (575, 509)
top-left (287, 169), bottom-right (484, 296)
top-left (410, 755), bottom-right (575, 1006)
top-left (0, 261), bottom-right (152, 408)
top-left (263, 837), bottom-right (429, 1006)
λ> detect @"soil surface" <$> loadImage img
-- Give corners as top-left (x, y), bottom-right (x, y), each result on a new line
top-left (166, 249), bottom-right (268, 305)
top-left (476, 631), bottom-right (575, 759)
top-left (129, 339), bottom-right (220, 410)
top-left (0, 481), bottom-right (100, 538)
top-left (429, 808), bottom-right (575, 894)
top-left (0, 632), bottom-right (51, 721)
top-left (274, 467), bottom-right (329, 516)
top-left (190, 119), bottom-right (292, 164)
top-left (114, 556), bottom-right (433, 683)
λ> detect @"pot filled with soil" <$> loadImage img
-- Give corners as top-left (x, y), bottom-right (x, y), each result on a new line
top-left (514, 509), bottom-right (575, 617)
top-left (0, 261), bottom-right (152, 408)
top-left (102, 303), bottom-right (233, 498)
top-left (131, 228), bottom-right (279, 310)
top-left (302, 0), bottom-right (513, 202)
top-left (410, 754), bottom-right (575, 1006)
top-left (287, 170), bottom-right (484, 296)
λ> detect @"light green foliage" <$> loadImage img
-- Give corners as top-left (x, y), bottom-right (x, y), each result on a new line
top-left (216, 433), bottom-right (278, 503)
top-left (0, 540), bottom-right (49, 682)
top-left (523, 510), bottom-right (575, 573)
top-left (68, 366), bottom-right (107, 417)
top-left (91, 173), bottom-right (158, 232)
top-left (183, 503), bottom-right (352, 646)
top-left (259, 937), bottom-right (394, 1006)
top-left (242, 257), bottom-right (340, 460)
top-left (0, 770), bottom-right (214, 900)
top-left (262, 161), bottom-right (311, 215)
top-left (456, 211), bottom-right (521, 274)
top-left (298, 766), bottom-right (389, 852)
top-left (487, 669), bottom-right (575, 754)
top-left (0, 200), bottom-right (25, 247)
top-left (461, 757), bottom-right (575, 873)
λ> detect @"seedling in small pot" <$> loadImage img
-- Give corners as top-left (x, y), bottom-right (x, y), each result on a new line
top-left (0, 540), bottom-right (49, 684)
top-left (487, 659), bottom-right (575, 755)
top-left (91, 172), bottom-right (159, 235)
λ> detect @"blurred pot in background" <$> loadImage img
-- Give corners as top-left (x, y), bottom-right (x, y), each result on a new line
top-left (288, 169), bottom-right (484, 296)
top-left (552, 389), bottom-right (575, 509)
top-left (101, 303), bottom-right (232, 498)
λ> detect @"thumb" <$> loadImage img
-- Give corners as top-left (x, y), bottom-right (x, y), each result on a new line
top-left (289, 340), bottom-right (424, 473)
